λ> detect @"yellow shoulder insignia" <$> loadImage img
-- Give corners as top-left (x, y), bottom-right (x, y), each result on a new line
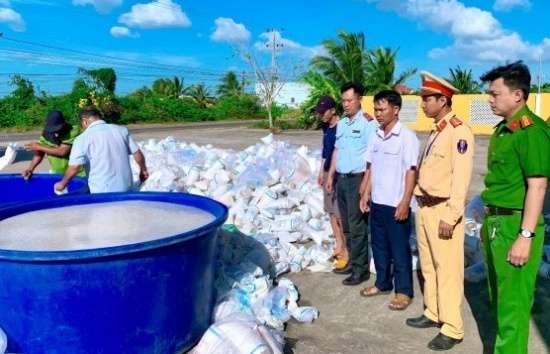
top-left (519, 115), bottom-right (533, 128)
top-left (449, 117), bottom-right (463, 128)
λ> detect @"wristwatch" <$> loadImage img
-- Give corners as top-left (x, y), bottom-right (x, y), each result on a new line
top-left (519, 228), bottom-right (534, 239)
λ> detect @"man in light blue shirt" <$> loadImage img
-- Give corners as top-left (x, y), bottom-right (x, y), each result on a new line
top-left (55, 107), bottom-right (149, 194)
top-left (326, 82), bottom-right (377, 286)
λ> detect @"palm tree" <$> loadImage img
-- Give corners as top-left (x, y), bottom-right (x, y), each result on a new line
top-left (309, 31), bottom-right (369, 89)
top-left (78, 68), bottom-right (117, 94)
top-left (447, 66), bottom-right (481, 94)
top-left (364, 47), bottom-right (417, 94)
top-left (217, 71), bottom-right (244, 97)
top-left (152, 77), bottom-right (185, 98)
top-left (187, 84), bottom-right (214, 108)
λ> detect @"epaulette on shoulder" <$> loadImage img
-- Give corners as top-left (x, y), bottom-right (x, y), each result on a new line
top-left (449, 117), bottom-right (463, 128)
top-left (519, 115), bottom-right (534, 129)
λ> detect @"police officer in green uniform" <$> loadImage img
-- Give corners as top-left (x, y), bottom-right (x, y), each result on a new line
top-left (480, 61), bottom-right (550, 354)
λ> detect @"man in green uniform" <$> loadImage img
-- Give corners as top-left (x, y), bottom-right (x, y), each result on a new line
top-left (22, 111), bottom-right (85, 178)
top-left (480, 61), bottom-right (550, 354)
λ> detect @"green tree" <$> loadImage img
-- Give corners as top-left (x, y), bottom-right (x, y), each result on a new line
top-left (364, 47), bottom-right (416, 93)
top-left (186, 84), bottom-right (214, 108)
top-left (217, 71), bottom-right (244, 97)
top-left (9, 75), bottom-right (35, 103)
top-left (78, 68), bottom-right (117, 94)
top-left (447, 66), bottom-right (482, 94)
top-left (152, 77), bottom-right (185, 98)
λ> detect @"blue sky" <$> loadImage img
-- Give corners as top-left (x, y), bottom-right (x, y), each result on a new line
top-left (0, 0), bottom-right (549, 96)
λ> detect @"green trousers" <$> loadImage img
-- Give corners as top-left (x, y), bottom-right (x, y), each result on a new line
top-left (482, 213), bottom-right (544, 354)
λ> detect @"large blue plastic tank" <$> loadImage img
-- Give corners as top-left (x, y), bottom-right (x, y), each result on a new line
top-left (0, 192), bottom-right (228, 354)
top-left (0, 173), bottom-right (88, 207)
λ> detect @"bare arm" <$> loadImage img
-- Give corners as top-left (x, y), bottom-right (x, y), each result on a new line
top-left (25, 141), bottom-right (71, 157)
top-left (22, 151), bottom-right (45, 179)
top-left (133, 150), bottom-right (149, 183)
top-left (395, 169), bottom-right (416, 220)
top-left (54, 164), bottom-right (82, 191)
top-left (359, 164), bottom-right (371, 213)
top-left (507, 177), bottom-right (547, 266)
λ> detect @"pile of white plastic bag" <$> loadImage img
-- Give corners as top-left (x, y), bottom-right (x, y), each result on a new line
top-left (462, 196), bottom-right (550, 283)
top-left (134, 135), bottom-right (328, 353)
top-left (0, 144), bottom-right (17, 171)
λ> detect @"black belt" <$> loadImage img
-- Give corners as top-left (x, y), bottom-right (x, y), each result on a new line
top-left (416, 195), bottom-right (448, 207)
top-left (337, 172), bottom-right (364, 178)
top-left (485, 206), bottom-right (522, 216)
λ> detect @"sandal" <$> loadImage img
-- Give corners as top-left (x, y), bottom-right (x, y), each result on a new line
top-left (388, 294), bottom-right (412, 311)
top-left (359, 286), bottom-right (391, 298)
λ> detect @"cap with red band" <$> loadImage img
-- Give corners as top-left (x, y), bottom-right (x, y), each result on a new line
top-left (419, 71), bottom-right (459, 98)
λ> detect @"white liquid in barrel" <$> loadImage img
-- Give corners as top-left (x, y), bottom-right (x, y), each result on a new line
top-left (0, 200), bottom-right (216, 251)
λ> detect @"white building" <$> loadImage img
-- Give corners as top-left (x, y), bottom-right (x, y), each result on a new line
top-left (255, 82), bottom-right (311, 108)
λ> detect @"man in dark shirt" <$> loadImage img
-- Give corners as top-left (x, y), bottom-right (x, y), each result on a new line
top-left (315, 96), bottom-right (348, 269)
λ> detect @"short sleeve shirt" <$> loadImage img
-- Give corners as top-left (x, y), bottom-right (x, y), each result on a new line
top-left (367, 121), bottom-right (419, 207)
top-left (481, 106), bottom-right (550, 209)
top-left (69, 120), bottom-right (139, 193)
top-left (322, 123), bottom-right (337, 172)
top-left (39, 124), bottom-right (85, 176)
top-left (334, 110), bottom-right (378, 174)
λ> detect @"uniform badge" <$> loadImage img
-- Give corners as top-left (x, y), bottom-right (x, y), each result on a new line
top-left (520, 115), bottom-right (533, 128)
top-left (457, 139), bottom-right (468, 154)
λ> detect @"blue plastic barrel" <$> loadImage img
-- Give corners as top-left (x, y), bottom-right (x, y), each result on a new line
top-left (0, 173), bottom-right (88, 207)
top-left (0, 192), bottom-right (228, 354)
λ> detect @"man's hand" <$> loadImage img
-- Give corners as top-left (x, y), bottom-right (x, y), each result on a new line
top-left (438, 220), bottom-right (455, 239)
top-left (317, 170), bottom-right (324, 187)
top-left (139, 169), bottom-right (149, 183)
top-left (325, 175), bottom-right (334, 193)
top-left (394, 200), bottom-right (410, 221)
top-left (22, 168), bottom-right (33, 180)
top-left (507, 237), bottom-right (532, 266)
top-left (359, 194), bottom-right (370, 213)
top-left (54, 181), bottom-right (66, 192)
top-left (24, 141), bottom-right (42, 152)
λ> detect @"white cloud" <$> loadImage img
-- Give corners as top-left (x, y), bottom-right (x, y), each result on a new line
top-left (0, 7), bottom-right (25, 31)
top-left (72, 0), bottom-right (122, 14)
top-left (210, 17), bottom-right (250, 44)
top-left (110, 26), bottom-right (140, 38)
top-left (254, 31), bottom-right (323, 58)
top-left (118, 0), bottom-right (191, 29)
top-left (369, 0), bottom-right (549, 62)
top-left (493, 0), bottom-right (531, 11)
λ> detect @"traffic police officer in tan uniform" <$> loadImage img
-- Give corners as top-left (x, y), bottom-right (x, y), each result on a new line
top-left (406, 72), bottom-right (474, 351)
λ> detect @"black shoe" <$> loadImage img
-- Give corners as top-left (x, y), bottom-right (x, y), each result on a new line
top-left (332, 263), bottom-right (352, 274)
top-left (428, 333), bottom-right (462, 351)
top-left (406, 315), bottom-right (441, 329)
top-left (342, 272), bottom-right (370, 286)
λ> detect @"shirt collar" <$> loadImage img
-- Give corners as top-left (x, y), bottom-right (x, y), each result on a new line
top-left (377, 120), bottom-right (402, 138)
top-left (88, 120), bottom-right (106, 129)
top-left (435, 111), bottom-right (455, 132)
top-left (344, 110), bottom-right (363, 125)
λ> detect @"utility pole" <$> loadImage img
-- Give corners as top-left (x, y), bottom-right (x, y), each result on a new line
top-left (536, 54), bottom-right (543, 115)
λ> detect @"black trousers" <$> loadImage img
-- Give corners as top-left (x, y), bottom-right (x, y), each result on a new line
top-left (336, 174), bottom-right (370, 274)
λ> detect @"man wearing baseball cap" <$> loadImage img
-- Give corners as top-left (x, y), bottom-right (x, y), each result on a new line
top-left (315, 96), bottom-right (349, 270)
top-left (405, 72), bottom-right (474, 351)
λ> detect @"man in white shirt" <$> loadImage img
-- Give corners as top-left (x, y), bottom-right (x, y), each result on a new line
top-left (359, 90), bottom-right (419, 310)
top-left (55, 107), bottom-right (149, 194)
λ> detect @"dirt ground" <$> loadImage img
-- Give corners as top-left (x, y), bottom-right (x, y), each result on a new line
top-left (1, 123), bottom-right (549, 354)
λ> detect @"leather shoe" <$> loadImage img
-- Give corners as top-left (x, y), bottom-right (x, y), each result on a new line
top-left (428, 333), bottom-right (462, 351)
top-left (332, 263), bottom-right (352, 274)
top-left (405, 315), bottom-right (441, 329)
top-left (342, 272), bottom-right (370, 286)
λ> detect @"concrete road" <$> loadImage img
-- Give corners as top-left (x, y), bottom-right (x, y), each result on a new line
top-left (1, 122), bottom-right (549, 354)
